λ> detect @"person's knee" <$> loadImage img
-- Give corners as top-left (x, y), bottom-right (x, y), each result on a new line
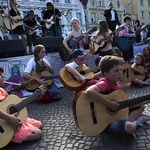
top-left (125, 121), bottom-right (136, 134)
top-left (35, 129), bottom-right (42, 140)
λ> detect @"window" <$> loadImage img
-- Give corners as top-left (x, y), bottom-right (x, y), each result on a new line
top-left (117, 1), bottom-right (120, 8)
top-left (140, 11), bottom-right (144, 18)
top-left (148, 12), bottom-right (150, 18)
top-left (99, 0), bottom-right (104, 7)
top-left (100, 13), bottom-right (104, 20)
top-left (53, 0), bottom-right (59, 2)
top-left (65, 0), bottom-right (70, 3)
top-left (90, 0), bottom-right (95, 6)
top-left (76, 13), bottom-right (82, 25)
top-left (148, 0), bottom-right (150, 6)
top-left (91, 13), bottom-right (96, 23)
top-left (140, 0), bottom-right (144, 6)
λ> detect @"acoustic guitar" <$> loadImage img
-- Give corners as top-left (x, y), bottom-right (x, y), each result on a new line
top-left (59, 27), bottom-right (97, 61)
top-left (2, 14), bottom-right (24, 30)
top-left (0, 85), bottom-right (47, 148)
top-left (5, 79), bottom-right (37, 94)
top-left (89, 26), bottom-right (124, 54)
top-left (121, 64), bottom-right (146, 83)
top-left (22, 71), bottom-right (59, 91)
top-left (59, 65), bottom-right (99, 91)
top-left (116, 24), bottom-right (150, 51)
top-left (74, 90), bottom-right (150, 136)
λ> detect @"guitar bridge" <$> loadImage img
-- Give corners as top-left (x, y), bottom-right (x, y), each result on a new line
top-left (90, 102), bottom-right (97, 124)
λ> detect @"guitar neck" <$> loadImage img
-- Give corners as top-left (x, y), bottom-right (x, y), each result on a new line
top-left (11, 90), bottom-right (42, 113)
top-left (79, 67), bottom-right (100, 75)
top-left (119, 94), bottom-right (150, 110)
top-left (71, 27), bottom-right (97, 47)
top-left (41, 75), bottom-right (59, 80)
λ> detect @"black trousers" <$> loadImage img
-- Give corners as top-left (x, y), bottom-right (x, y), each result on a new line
top-left (107, 21), bottom-right (117, 32)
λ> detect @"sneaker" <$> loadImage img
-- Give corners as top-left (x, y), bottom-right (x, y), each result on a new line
top-left (136, 114), bottom-right (150, 127)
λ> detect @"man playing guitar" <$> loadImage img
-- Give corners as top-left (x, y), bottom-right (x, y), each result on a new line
top-left (42, 2), bottom-right (62, 37)
top-left (23, 10), bottom-right (40, 54)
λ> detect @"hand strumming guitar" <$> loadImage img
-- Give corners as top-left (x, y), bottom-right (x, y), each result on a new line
top-left (109, 101), bottom-right (119, 111)
top-left (6, 113), bottom-right (21, 129)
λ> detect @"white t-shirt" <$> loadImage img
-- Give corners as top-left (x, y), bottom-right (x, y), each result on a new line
top-left (24, 58), bottom-right (51, 73)
top-left (67, 61), bottom-right (86, 69)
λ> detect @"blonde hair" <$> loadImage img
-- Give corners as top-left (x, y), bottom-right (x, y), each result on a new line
top-left (70, 17), bottom-right (80, 24)
top-left (9, 0), bottom-right (20, 15)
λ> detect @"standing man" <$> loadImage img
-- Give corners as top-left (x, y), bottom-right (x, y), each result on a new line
top-left (42, 2), bottom-right (62, 37)
top-left (104, 1), bottom-right (120, 32)
top-left (23, 10), bottom-right (40, 54)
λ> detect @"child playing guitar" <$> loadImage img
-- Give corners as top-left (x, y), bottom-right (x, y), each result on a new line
top-left (130, 53), bottom-right (150, 87)
top-left (90, 20), bottom-right (113, 56)
top-left (0, 66), bottom-right (43, 148)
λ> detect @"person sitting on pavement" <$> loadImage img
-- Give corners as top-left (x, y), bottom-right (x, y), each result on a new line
top-left (130, 53), bottom-right (150, 87)
top-left (84, 55), bottom-right (150, 138)
top-left (0, 66), bottom-right (43, 146)
top-left (64, 49), bottom-right (103, 92)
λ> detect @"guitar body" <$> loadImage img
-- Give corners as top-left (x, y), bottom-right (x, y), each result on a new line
top-left (59, 44), bottom-right (72, 61)
top-left (45, 16), bottom-right (55, 29)
top-left (59, 66), bottom-right (94, 91)
top-left (3, 15), bottom-right (23, 30)
top-left (121, 64), bottom-right (145, 83)
top-left (116, 37), bottom-right (133, 51)
top-left (89, 35), bottom-right (107, 54)
top-left (74, 90), bottom-right (128, 136)
top-left (22, 71), bottom-right (52, 91)
top-left (0, 95), bottom-right (28, 148)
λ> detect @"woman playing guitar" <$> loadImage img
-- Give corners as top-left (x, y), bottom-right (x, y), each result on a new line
top-left (63, 17), bottom-right (88, 55)
top-left (4, 0), bottom-right (28, 55)
top-left (90, 20), bottom-right (113, 56)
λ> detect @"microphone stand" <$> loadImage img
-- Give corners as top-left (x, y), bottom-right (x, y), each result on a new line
top-left (6, 0), bottom-right (14, 39)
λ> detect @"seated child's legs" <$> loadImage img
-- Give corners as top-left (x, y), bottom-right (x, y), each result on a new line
top-left (25, 128), bottom-right (42, 142)
top-left (128, 105), bottom-right (145, 122)
top-left (106, 120), bottom-right (136, 134)
top-left (125, 121), bottom-right (136, 134)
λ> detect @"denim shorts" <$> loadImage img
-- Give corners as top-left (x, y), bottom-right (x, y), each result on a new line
top-left (105, 120), bottom-right (126, 134)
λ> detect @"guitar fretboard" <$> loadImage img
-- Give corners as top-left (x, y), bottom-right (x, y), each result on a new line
top-left (119, 94), bottom-right (150, 109)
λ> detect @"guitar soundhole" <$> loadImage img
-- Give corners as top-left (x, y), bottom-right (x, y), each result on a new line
top-left (106, 107), bottom-right (118, 116)
top-left (122, 69), bottom-right (126, 74)
top-left (79, 71), bottom-right (85, 75)
top-left (7, 104), bottom-right (18, 115)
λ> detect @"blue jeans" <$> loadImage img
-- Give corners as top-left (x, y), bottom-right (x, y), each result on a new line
top-left (105, 120), bottom-right (126, 134)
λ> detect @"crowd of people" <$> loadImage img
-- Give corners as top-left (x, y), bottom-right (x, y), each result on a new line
top-left (0, 0), bottom-right (150, 148)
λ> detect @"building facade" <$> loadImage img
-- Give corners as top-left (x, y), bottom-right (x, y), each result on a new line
top-left (122, 0), bottom-right (150, 25)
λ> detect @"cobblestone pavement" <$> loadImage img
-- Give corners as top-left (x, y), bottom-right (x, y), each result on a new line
top-left (2, 83), bottom-right (150, 150)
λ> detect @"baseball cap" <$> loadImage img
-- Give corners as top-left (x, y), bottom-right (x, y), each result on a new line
top-left (72, 49), bottom-right (87, 59)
